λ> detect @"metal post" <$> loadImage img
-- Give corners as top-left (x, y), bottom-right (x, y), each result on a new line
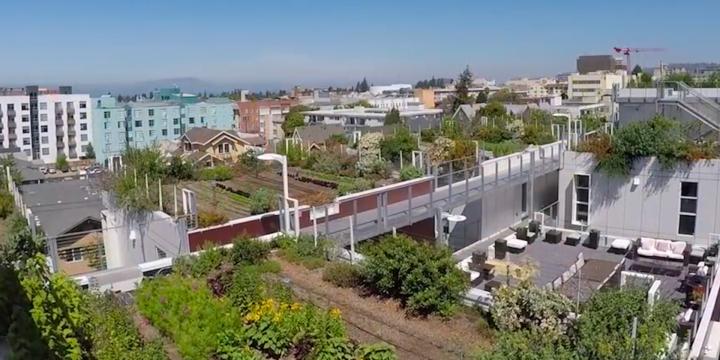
top-left (349, 217), bottom-right (355, 264)
top-left (495, 161), bottom-right (499, 185)
top-left (407, 185), bottom-right (412, 225)
top-left (281, 158), bottom-right (290, 234)
top-left (324, 205), bottom-right (329, 235)
top-left (508, 157), bottom-right (512, 179)
top-left (376, 194), bottom-right (382, 233)
top-left (449, 166), bottom-right (453, 203)
top-left (353, 199), bottom-right (358, 232)
top-left (312, 207), bottom-right (318, 246)
top-left (382, 192), bottom-right (388, 230)
top-left (480, 165), bottom-right (485, 192)
top-left (464, 163), bottom-right (469, 204)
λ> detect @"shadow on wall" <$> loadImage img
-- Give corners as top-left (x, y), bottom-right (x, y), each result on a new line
top-left (642, 158), bottom-right (693, 196)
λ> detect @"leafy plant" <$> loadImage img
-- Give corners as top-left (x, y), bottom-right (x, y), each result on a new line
top-left (198, 165), bottom-right (234, 181)
top-left (474, 329), bottom-right (576, 360)
top-left (355, 343), bottom-right (398, 360)
top-left (275, 234), bottom-right (328, 269)
top-left (361, 235), bottom-right (469, 317)
top-left (399, 166), bottom-right (423, 181)
top-left (380, 126), bottom-right (418, 163)
top-left (337, 178), bottom-right (373, 196)
top-left (231, 236), bottom-right (271, 265)
top-left (173, 244), bottom-right (231, 277)
top-left (56, 153), bottom-right (70, 172)
top-left (198, 210), bottom-right (228, 227)
top-left (322, 262), bottom-right (363, 288)
top-left (249, 187), bottom-right (276, 214)
top-left (166, 155), bottom-right (195, 180)
top-left (490, 281), bottom-right (574, 339)
top-left (136, 275), bottom-right (241, 360)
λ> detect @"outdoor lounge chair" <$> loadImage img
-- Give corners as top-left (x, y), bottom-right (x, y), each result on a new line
top-left (504, 233), bottom-right (528, 252)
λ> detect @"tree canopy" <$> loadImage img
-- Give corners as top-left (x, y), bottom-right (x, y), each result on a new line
top-left (384, 108), bottom-right (402, 125)
top-left (452, 66), bottom-right (474, 111)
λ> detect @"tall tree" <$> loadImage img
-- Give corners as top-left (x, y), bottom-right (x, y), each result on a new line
top-left (631, 64), bottom-right (643, 76)
top-left (453, 66), bottom-right (474, 111)
top-left (85, 143), bottom-right (95, 159)
top-left (384, 108), bottom-right (401, 125)
top-left (476, 88), bottom-right (489, 103)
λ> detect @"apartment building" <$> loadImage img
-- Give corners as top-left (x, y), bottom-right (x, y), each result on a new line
top-left (0, 86), bottom-right (92, 163)
top-left (567, 71), bottom-right (626, 104)
top-left (235, 99), bottom-right (297, 144)
top-left (91, 88), bottom-right (235, 166)
top-left (304, 107), bottom-right (443, 132)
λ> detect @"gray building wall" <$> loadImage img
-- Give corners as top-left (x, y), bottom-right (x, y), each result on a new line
top-left (449, 170), bottom-right (558, 250)
top-left (558, 151), bottom-right (720, 246)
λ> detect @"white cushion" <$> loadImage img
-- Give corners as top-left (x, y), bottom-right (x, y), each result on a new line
top-left (507, 238), bottom-right (528, 250)
top-left (641, 237), bottom-right (655, 250)
top-left (656, 240), bottom-right (671, 252)
top-left (611, 238), bottom-right (632, 249)
top-left (671, 241), bottom-right (686, 255)
top-left (637, 248), bottom-right (654, 257)
top-left (667, 252), bottom-right (684, 260)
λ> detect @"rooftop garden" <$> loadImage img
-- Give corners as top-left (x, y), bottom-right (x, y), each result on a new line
top-left (577, 115), bottom-right (719, 176)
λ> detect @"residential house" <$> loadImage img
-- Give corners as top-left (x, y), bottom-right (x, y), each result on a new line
top-left (21, 179), bottom-right (104, 275)
top-left (178, 127), bottom-right (261, 167)
top-left (291, 124), bottom-right (345, 151)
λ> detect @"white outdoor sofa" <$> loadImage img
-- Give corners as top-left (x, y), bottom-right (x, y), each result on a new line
top-left (636, 237), bottom-right (687, 261)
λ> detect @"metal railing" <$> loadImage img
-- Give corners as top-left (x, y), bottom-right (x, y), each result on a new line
top-left (316, 142), bottom-right (564, 246)
top-left (661, 81), bottom-right (720, 132)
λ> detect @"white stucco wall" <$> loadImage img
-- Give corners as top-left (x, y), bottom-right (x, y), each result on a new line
top-left (558, 151), bottom-right (720, 245)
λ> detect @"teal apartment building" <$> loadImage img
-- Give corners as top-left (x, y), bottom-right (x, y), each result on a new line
top-left (91, 88), bottom-right (236, 166)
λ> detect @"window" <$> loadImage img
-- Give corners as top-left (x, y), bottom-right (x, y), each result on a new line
top-left (63, 248), bottom-right (83, 262)
top-left (39, 102), bottom-right (47, 110)
top-left (148, 130), bottom-right (156, 137)
top-left (162, 129), bottom-right (168, 136)
top-left (79, 101), bottom-right (86, 109)
top-left (173, 118), bottom-right (179, 125)
top-left (217, 143), bottom-right (231, 153)
top-left (41, 136), bottom-right (48, 144)
top-left (80, 134), bottom-right (88, 141)
top-left (21, 103), bottom-right (28, 111)
top-left (135, 120), bottom-right (142, 127)
top-left (22, 126), bottom-right (30, 134)
top-left (573, 174), bottom-right (590, 224)
top-left (148, 109), bottom-right (154, 116)
top-left (40, 125), bottom-right (48, 133)
top-left (40, 114), bottom-right (47, 122)
top-left (117, 121), bottom-right (123, 129)
top-left (156, 247), bottom-right (167, 259)
top-left (42, 148), bottom-right (49, 155)
top-left (104, 111), bottom-right (111, 119)
top-left (679, 182), bottom-right (698, 235)
top-left (80, 123), bottom-right (87, 131)
top-left (22, 138), bottom-right (30, 146)
top-left (148, 119), bottom-right (154, 127)
top-left (22, 115), bottom-right (29, 122)
top-left (189, 117), bottom-right (195, 124)
top-left (521, 183), bottom-right (527, 213)
top-left (80, 112), bottom-right (87, 119)
top-left (173, 128), bottom-right (180, 135)
top-left (104, 122), bottom-right (108, 130)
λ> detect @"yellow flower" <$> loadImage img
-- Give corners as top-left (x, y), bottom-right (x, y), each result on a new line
top-left (291, 302), bottom-right (302, 311)
top-left (329, 308), bottom-right (342, 318)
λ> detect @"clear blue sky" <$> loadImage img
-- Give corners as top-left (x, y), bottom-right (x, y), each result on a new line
top-left (3, 0), bottom-right (719, 89)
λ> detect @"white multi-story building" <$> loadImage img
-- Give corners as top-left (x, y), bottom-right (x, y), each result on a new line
top-left (567, 71), bottom-right (626, 104)
top-left (0, 86), bottom-right (92, 163)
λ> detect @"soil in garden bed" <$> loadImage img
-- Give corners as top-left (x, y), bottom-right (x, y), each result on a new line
top-left (274, 257), bottom-right (494, 360)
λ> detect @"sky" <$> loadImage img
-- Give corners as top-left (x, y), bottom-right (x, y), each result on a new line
top-left (2, 0), bottom-right (719, 90)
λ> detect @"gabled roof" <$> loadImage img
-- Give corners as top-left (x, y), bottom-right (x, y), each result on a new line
top-left (292, 124), bottom-right (345, 145)
top-left (452, 104), bottom-right (483, 121)
top-left (181, 127), bottom-right (244, 145)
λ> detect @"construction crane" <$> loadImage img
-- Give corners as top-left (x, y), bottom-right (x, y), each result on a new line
top-left (613, 47), bottom-right (666, 74)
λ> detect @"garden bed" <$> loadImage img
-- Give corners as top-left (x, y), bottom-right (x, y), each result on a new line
top-left (274, 257), bottom-right (494, 359)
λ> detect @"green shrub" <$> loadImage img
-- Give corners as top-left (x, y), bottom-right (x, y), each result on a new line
top-left (474, 330), bottom-right (576, 360)
top-left (227, 264), bottom-right (292, 314)
top-left (198, 210), bottom-right (228, 227)
top-left (173, 245), bottom-right (231, 277)
top-left (322, 262), bottom-right (363, 288)
top-left (355, 343), bottom-right (398, 360)
top-left (399, 166), bottom-right (423, 181)
top-left (481, 140), bottom-right (526, 157)
top-left (276, 234), bottom-right (328, 269)
top-left (136, 275), bottom-right (241, 360)
top-left (337, 178), bottom-right (373, 195)
top-left (361, 235), bottom-right (469, 317)
top-left (231, 236), bottom-right (271, 265)
top-left (249, 187), bottom-right (275, 214)
top-left (475, 126), bottom-right (512, 143)
top-left (88, 294), bottom-right (166, 360)
top-left (198, 165), bottom-right (234, 181)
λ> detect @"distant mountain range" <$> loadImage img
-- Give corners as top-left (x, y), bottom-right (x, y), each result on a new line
top-left (71, 77), bottom-right (288, 97)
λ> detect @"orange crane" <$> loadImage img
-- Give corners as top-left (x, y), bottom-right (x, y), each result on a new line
top-left (613, 47), bottom-right (666, 74)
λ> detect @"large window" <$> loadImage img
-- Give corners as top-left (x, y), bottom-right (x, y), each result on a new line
top-left (573, 174), bottom-right (590, 224)
top-left (62, 248), bottom-right (83, 262)
top-left (679, 182), bottom-right (698, 236)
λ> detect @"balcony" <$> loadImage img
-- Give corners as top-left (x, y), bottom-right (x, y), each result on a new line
top-left (67, 117), bottom-right (75, 125)
top-left (55, 107), bottom-right (63, 115)
top-left (67, 106), bottom-right (75, 116)
top-left (56, 129), bottom-right (64, 137)
top-left (7, 109), bottom-right (15, 117)
top-left (68, 129), bottom-right (76, 136)
top-left (56, 141), bottom-right (65, 148)
top-left (69, 151), bottom-right (77, 159)
top-left (9, 133), bottom-right (17, 140)
top-left (68, 138), bottom-right (76, 147)
top-left (55, 119), bottom-right (64, 126)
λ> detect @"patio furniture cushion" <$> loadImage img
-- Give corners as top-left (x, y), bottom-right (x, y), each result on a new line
top-left (637, 237), bottom-right (686, 260)
top-left (611, 238), bottom-right (632, 250)
top-left (656, 240), bottom-right (671, 252)
top-left (671, 241), bottom-right (686, 255)
top-left (640, 237), bottom-right (655, 251)
top-left (504, 234), bottom-right (528, 250)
